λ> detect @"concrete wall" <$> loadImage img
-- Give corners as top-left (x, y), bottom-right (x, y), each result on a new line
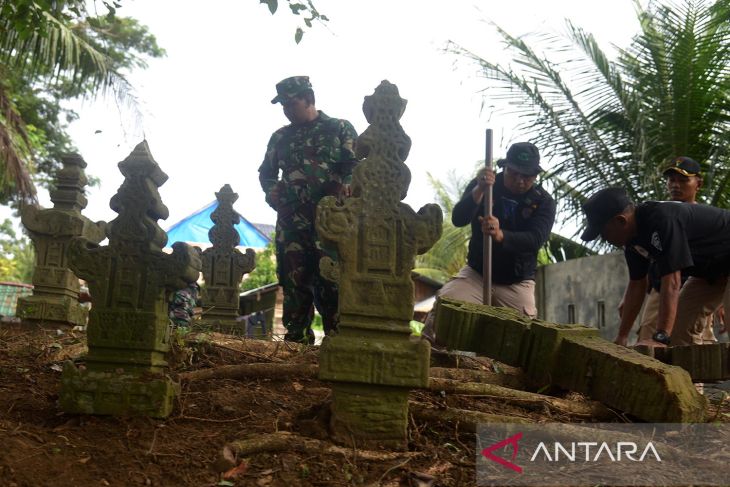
top-left (535, 252), bottom-right (632, 340)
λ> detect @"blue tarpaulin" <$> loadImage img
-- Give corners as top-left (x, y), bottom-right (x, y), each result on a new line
top-left (165, 201), bottom-right (271, 248)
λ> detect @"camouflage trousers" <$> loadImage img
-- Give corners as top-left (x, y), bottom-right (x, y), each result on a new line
top-left (276, 224), bottom-right (339, 344)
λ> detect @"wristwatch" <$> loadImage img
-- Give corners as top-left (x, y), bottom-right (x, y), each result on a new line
top-left (652, 330), bottom-right (671, 345)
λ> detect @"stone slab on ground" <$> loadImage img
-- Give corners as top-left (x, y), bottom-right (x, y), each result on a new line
top-left (433, 299), bottom-right (531, 367)
top-left (554, 335), bottom-right (706, 422)
top-left (432, 296), bottom-right (707, 422)
top-left (634, 343), bottom-right (730, 383)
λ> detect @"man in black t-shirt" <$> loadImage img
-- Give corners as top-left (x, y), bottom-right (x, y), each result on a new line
top-left (636, 157), bottom-right (716, 344)
top-left (581, 187), bottom-right (730, 346)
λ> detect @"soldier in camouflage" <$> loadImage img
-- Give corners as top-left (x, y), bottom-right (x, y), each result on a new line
top-left (258, 76), bottom-right (358, 344)
top-left (168, 282), bottom-right (200, 329)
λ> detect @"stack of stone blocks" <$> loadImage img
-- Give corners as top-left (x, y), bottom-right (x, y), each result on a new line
top-left (433, 297), bottom-right (707, 422)
top-left (60, 141), bottom-right (201, 418)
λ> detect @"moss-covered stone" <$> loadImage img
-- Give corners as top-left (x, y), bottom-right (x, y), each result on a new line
top-left (432, 296), bottom-right (706, 422)
top-left (329, 383), bottom-right (410, 450)
top-left (60, 361), bottom-right (178, 418)
top-left (200, 185), bottom-right (256, 329)
top-left (315, 82), bottom-right (442, 448)
top-left (433, 297), bottom-right (532, 367)
top-left (524, 320), bottom-right (600, 384)
top-left (319, 334), bottom-right (429, 387)
top-left (669, 343), bottom-right (730, 383)
top-left (554, 336), bottom-right (706, 422)
top-left (17, 154), bottom-right (106, 327)
top-left (61, 142), bottom-right (201, 418)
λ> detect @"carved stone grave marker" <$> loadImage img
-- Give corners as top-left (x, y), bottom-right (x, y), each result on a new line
top-left (200, 184), bottom-right (255, 331)
top-left (60, 141), bottom-right (201, 417)
top-left (17, 154), bottom-right (106, 327)
top-left (316, 81), bottom-right (442, 448)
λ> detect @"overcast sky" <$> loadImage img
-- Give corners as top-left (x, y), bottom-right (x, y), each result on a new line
top-left (51, 0), bottom-right (640, 235)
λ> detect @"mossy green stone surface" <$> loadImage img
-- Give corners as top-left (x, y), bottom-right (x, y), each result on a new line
top-left (18, 154), bottom-right (106, 327)
top-left (60, 362), bottom-right (178, 418)
top-left (431, 296), bottom-right (707, 422)
top-left (315, 82), bottom-right (443, 448)
top-left (554, 336), bottom-right (706, 422)
top-left (329, 383), bottom-right (409, 449)
top-left (61, 142), bottom-right (201, 418)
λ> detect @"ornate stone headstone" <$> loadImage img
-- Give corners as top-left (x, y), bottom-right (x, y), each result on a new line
top-left (316, 81), bottom-right (443, 448)
top-left (200, 184), bottom-right (255, 330)
top-left (60, 141), bottom-right (201, 418)
top-left (17, 154), bottom-right (106, 327)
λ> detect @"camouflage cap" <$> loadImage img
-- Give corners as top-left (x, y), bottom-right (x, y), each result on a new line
top-left (271, 76), bottom-right (313, 104)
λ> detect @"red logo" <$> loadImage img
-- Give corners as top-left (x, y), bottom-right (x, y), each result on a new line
top-left (481, 432), bottom-right (523, 473)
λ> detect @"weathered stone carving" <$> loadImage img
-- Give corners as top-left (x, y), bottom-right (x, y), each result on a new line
top-left (201, 184), bottom-right (256, 329)
top-left (17, 154), bottom-right (106, 326)
top-left (316, 81), bottom-right (442, 448)
top-left (60, 141), bottom-right (201, 418)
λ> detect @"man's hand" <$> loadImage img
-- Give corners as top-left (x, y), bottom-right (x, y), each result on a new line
top-left (479, 214), bottom-right (504, 243)
top-left (471, 168), bottom-right (496, 204)
top-left (614, 333), bottom-right (629, 347)
top-left (265, 181), bottom-right (285, 210)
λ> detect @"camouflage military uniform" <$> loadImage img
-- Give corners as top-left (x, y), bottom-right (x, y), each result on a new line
top-left (259, 77), bottom-right (357, 343)
top-left (168, 283), bottom-right (200, 329)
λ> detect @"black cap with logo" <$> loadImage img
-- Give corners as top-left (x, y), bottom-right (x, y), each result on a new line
top-left (497, 142), bottom-right (543, 176)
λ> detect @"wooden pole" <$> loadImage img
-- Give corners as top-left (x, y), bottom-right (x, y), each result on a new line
top-left (483, 129), bottom-right (494, 305)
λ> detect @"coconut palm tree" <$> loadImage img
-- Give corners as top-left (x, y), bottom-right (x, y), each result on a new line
top-left (449, 0), bottom-right (730, 238)
top-left (0, 0), bottom-right (126, 202)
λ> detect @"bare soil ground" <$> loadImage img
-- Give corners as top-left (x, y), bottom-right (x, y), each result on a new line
top-left (0, 323), bottom-right (728, 487)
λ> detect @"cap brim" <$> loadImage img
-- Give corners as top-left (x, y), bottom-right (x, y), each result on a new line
top-left (504, 162), bottom-right (543, 176)
top-left (580, 224), bottom-right (601, 242)
top-left (271, 95), bottom-right (285, 104)
top-left (663, 167), bottom-right (698, 177)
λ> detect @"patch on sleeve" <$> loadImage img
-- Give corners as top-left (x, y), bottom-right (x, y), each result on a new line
top-left (651, 231), bottom-right (663, 251)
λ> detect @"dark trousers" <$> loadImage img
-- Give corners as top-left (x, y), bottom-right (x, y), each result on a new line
top-left (275, 226), bottom-right (339, 343)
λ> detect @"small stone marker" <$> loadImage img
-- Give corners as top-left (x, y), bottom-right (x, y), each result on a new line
top-left (316, 81), bottom-right (442, 448)
top-left (200, 184), bottom-right (255, 331)
top-left (60, 141), bottom-right (201, 418)
top-left (17, 154), bottom-right (106, 327)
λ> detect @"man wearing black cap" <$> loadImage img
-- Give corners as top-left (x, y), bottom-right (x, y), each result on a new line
top-left (635, 157), bottom-right (716, 344)
top-left (258, 76), bottom-right (358, 344)
top-left (581, 184), bottom-right (730, 347)
top-left (423, 142), bottom-right (556, 341)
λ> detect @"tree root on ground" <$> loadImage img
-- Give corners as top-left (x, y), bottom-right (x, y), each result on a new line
top-left (428, 377), bottom-right (614, 419)
top-left (179, 363), bottom-right (318, 382)
top-left (429, 367), bottom-right (525, 389)
top-left (214, 431), bottom-right (421, 472)
top-left (409, 402), bottom-right (531, 432)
